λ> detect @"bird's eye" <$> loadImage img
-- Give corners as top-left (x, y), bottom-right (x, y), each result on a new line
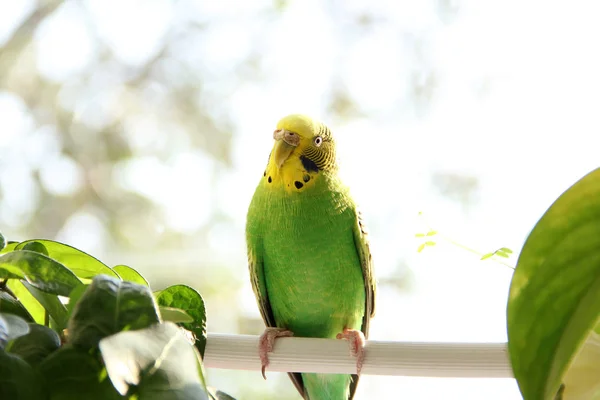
top-left (314, 136), bottom-right (323, 147)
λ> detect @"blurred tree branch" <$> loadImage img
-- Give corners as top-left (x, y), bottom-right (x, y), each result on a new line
top-left (0, 0), bottom-right (63, 84)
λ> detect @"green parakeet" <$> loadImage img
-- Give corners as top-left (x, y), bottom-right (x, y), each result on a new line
top-left (246, 114), bottom-right (377, 400)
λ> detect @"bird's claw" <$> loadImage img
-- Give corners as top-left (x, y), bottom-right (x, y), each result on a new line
top-left (258, 327), bottom-right (294, 379)
top-left (336, 328), bottom-right (366, 375)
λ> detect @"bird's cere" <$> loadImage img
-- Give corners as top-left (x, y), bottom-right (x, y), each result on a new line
top-left (273, 129), bottom-right (300, 146)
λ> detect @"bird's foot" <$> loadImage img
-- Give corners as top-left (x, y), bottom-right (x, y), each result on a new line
top-left (336, 328), bottom-right (366, 375)
top-left (258, 327), bottom-right (294, 379)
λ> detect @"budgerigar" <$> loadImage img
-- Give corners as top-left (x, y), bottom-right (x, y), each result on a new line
top-left (246, 114), bottom-right (376, 400)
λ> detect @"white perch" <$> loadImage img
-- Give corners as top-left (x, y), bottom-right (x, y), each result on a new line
top-left (203, 333), bottom-right (513, 378)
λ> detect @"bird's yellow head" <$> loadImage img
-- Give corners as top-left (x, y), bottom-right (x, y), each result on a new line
top-left (263, 114), bottom-right (337, 193)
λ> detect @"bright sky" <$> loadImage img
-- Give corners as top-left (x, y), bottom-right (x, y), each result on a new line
top-left (2, 0), bottom-right (600, 399)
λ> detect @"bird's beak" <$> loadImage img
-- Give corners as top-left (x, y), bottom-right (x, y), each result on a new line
top-left (272, 129), bottom-right (299, 168)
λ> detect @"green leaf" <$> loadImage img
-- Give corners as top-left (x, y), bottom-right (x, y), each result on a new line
top-left (426, 230), bottom-right (438, 236)
top-left (507, 168), bottom-right (600, 400)
top-left (480, 253), bottom-right (494, 260)
top-left (414, 233), bottom-right (425, 238)
top-left (21, 241), bottom-right (49, 256)
top-left (424, 241), bottom-right (436, 246)
top-left (7, 323), bottom-right (60, 367)
top-left (156, 285), bottom-right (207, 358)
top-left (495, 250), bottom-right (509, 258)
top-left (208, 387), bottom-right (237, 400)
top-left (417, 243), bottom-right (425, 253)
top-left (0, 241), bottom-right (19, 255)
top-left (15, 239), bottom-right (119, 280)
top-left (0, 313), bottom-right (30, 348)
top-left (113, 265), bottom-right (149, 286)
top-left (99, 322), bottom-right (208, 399)
top-left (0, 291), bottom-right (35, 322)
top-left (0, 349), bottom-right (45, 399)
top-left (68, 275), bottom-right (161, 350)
top-left (159, 307), bottom-right (195, 324)
top-left (499, 247), bottom-right (514, 254)
top-left (560, 330), bottom-right (600, 399)
top-left (0, 250), bottom-right (83, 296)
top-left (66, 284), bottom-right (89, 318)
top-left (21, 282), bottom-right (68, 331)
top-left (0, 231), bottom-right (5, 251)
top-left (6, 280), bottom-right (45, 325)
top-left (38, 345), bottom-right (124, 400)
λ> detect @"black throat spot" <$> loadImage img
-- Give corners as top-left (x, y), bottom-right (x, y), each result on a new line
top-left (300, 155), bottom-right (319, 173)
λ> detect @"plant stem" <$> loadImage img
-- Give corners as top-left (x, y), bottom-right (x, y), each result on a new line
top-left (0, 278), bottom-right (19, 298)
top-left (418, 212), bottom-right (515, 270)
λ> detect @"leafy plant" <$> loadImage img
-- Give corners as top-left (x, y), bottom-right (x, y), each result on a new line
top-left (0, 234), bottom-right (236, 400)
top-left (508, 168), bottom-right (600, 400)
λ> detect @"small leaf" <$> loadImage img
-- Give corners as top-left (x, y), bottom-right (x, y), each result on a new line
top-left (0, 291), bottom-right (35, 322)
top-left (38, 345), bottom-right (124, 400)
top-left (0, 313), bottom-right (30, 348)
top-left (113, 265), bottom-right (149, 286)
top-left (508, 168), bottom-right (600, 400)
top-left (208, 387), bottom-right (238, 400)
top-left (424, 241), bottom-right (436, 246)
top-left (499, 247), bottom-right (513, 254)
top-left (99, 322), bottom-right (208, 399)
top-left (495, 250), bottom-right (509, 258)
top-left (156, 285), bottom-right (207, 358)
top-left (69, 275), bottom-right (161, 350)
top-left (159, 307), bottom-right (195, 324)
top-left (21, 282), bottom-right (68, 331)
top-left (21, 241), bottom-right (49, 256)
top-left (426, 230), bottom-right (438, 236)
top-left (0, 349), bottom-right (45, 399)
top-left (6, 280), bottom-right (45, 325)
top-left (417, 243), bottom-right (426, 253)
top-left (7, 323), bottom-right (60, 367)
top-left (15, 239), bottom-right (119, 280)
top-left (414, 233), bottom-right (425, 238)
top-left (0, 250), bottom-right (83, 296)
top-left (480, 253), bottom-right (494, 260)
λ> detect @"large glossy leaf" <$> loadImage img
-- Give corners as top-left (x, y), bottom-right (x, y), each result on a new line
top-left (68, 275), bottom-right (161, 349)
top-left (113, 264), bottom-right (149, 286)
top-left (0, 313), bottom-right (30, 348)
top-left (7, 323), bottom-right (60, 367)
top-left (156, 285), bottom-right (207, 358)
top-left (508, 168), bottom-right (600, 400)
top-left (0, 349), bottom-right (45, 400)
top-left (15, 239), bottom-right (119, 280)
top-left (0, 250), bottom-right (82, 296)
top-left (99, 322), bottom-right (208, 399)
top-left (0, 291), bottom-right (35, 322)
top-left (6, 280), bottom-right (45, 325)
top-left (38, 346), bottom-right (124, 400)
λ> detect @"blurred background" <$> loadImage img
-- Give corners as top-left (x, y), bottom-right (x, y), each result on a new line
top-left (1, 0), bottom-right (599, 398)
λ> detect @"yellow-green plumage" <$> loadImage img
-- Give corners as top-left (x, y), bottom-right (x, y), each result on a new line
top-left (246, 115), bottom-right (376, 400)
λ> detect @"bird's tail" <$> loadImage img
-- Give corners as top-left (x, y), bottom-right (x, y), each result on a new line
top-left (302, 373), bottom-right (352, 400)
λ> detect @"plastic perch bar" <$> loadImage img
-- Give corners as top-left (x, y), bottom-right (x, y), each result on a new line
top-left (203, 333), bottom-right (513, 378)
